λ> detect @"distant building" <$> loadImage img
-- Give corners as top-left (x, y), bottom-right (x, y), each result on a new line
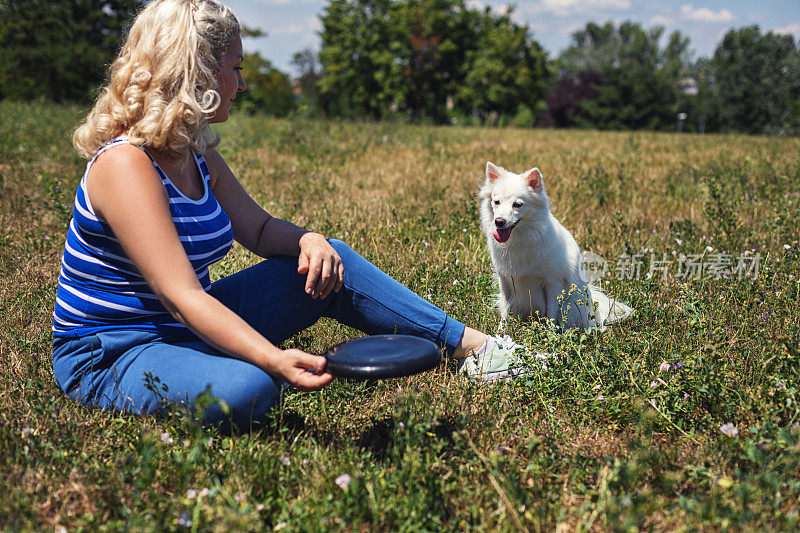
top-left (679, 77), bottom-right (698, 95)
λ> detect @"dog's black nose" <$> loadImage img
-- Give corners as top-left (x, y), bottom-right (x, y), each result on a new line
top-left (495, 217), bottom-right (506, 228)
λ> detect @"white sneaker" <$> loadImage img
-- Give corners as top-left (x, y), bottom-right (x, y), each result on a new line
top-left (458, 335), bottom-right (550, 381)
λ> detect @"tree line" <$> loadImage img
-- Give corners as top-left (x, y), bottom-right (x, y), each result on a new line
top-left (2, 0), bottom-right (799, 135)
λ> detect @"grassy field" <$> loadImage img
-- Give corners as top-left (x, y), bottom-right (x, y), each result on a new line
top-left (2, 100), bottom-right (800, 531)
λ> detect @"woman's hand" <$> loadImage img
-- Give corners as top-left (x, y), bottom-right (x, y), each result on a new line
top-left (297, 233), bottom-right (344, 299)
top-left (274, 348), bottom-right (334, 391)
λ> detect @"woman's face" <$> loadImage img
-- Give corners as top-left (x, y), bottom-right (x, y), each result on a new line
top-left (209, 34), bottom-right (246, 124)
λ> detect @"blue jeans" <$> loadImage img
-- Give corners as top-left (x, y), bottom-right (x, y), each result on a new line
top-left (52, 240), bottom-right (465, 431)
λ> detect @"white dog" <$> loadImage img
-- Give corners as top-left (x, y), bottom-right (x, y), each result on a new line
top-left (479, 162), bottom-right (633, 331)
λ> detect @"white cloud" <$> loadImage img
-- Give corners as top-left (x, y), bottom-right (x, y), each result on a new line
top-left (773, 22), bottom-right (800, 37)
top-left (651, 15), bottom-right (673, 26)
top-left (681, 4), bottom-right (734, 23)
top-left (255, 0), bottom-right (317, 4)
top-left (538, 0), bottom-right (631, 17)
top-left (269, 23), bottom-right (306, 35)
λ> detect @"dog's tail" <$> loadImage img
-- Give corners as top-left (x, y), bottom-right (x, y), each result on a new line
top-left (588, 284), bottom-right (634, 331)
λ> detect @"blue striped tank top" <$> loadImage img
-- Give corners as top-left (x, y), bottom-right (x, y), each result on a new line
top-left (52, 137), bottom-right (234, 339)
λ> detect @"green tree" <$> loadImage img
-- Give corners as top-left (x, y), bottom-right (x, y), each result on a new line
top-left (0, 0), bottom-right (142, 102)
top-left (239, 53), bottom-right (295, 117)
top-left (712, 26), bottom-right (800, 134)
top-left (554, 21), bottom-right (690, 131)
top-left (381, 0), bottom-right (475, 122)
top-left (674, 57), bottom-right (719, 133)
top-left (292, 47), bottom-right (321, 103)
top-left (317, 0), bottom-right (549, 123)
top-left (454, 7), bottom-right (550, 123)
top-left (318, 0), bottom-right (393, 119)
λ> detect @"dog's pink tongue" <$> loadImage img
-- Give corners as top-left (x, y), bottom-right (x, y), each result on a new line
top-left (493, 227), bottom-right (512, 243)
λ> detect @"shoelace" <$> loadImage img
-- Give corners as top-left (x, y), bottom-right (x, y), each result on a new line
top-left (496, 334), bottom-right (515, 349)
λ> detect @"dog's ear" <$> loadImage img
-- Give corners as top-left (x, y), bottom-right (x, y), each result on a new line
top-left (523, 168), bottom-right (543, 191)
top-left (486, 162), bottom-right (502, 182)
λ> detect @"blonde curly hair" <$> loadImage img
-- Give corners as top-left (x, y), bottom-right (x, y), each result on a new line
top-left (73, 0), bottom-right (240, 161)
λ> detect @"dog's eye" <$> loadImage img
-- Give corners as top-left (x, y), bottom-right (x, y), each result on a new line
top-left (493, 200), bottom-right (500, 205)
top-left (512, 201), bottom-right (523, 208)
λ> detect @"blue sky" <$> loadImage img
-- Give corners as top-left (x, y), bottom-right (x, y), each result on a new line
top-left (223, 0), bottom-right (800, 76)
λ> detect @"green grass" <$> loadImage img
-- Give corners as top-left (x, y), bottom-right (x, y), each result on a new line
top-left (2, 100), bottom-right (800, 531)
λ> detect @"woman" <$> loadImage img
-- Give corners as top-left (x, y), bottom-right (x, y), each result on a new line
top-left (52, 0), bottom-right (528, 431)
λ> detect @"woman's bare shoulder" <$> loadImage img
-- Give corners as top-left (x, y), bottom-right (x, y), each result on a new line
top-left (86, 143), bottom-right (165, 219)
top-left (89, 142), bottom-right (156, 181)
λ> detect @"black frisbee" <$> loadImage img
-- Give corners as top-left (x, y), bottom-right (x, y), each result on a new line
top-left (322, 334), bottom-right (441, 380)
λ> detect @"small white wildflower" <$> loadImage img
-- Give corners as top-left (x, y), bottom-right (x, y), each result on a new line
top-left (235, 492), bottom-right (247, 504)
top-left (719, 423), bottom-right (739, 437)
top-left (659, 361), bottom-right (671, 372)
top-left (596, 394), bottom-right (605, 401)
top-left (649, 399), bottom-right (657, 408)
top-left (675, 238), bottom-right (683, 245)
top-left (177, 511), bottom-right (192, 528)
top-left (21, 427), bottom-right (34, 438)
top-left (280, 456), bottom-right (291, 466)
top-left (274, 522), bottom-right (288, 531)
top-left (199, 488), bottom-right (210, 498)
top-left (160, 432), bottom-right (174, 445)
top-left (649, 380), bottom-right (659, 389)
top-left (186, 489), bottom-right (197, 499)
top-left (256, 503), bottom-right (265, 512)
top-left (335, 474), bottom-right (351, 490)
top-left (452, 280), bottom-right (459, 285)
top-left (593, 383), bottom-right (601, 390)
top-left (705, 245), bottom-right (713, 253)
top-left (422, 240), bottom-right (430, 247)
top-left (784, 244), bottom-right (791, 250)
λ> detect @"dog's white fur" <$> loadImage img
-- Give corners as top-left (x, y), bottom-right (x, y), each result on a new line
top-left (479, 162), bottom-right (633, 331)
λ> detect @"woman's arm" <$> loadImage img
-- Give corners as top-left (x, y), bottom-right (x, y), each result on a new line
top-left (86, 145), bottom-right (333, 391)
top-left (205, 149), bottom-right (343, 300)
